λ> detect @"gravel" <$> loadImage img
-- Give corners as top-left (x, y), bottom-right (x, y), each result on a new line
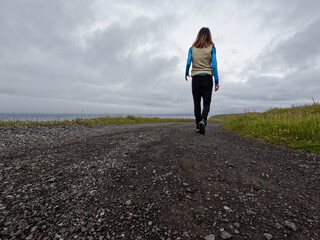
top-left (1, 122), bottom-right (319, 239)
top-left (264, 232), bottom-right (273, 240)
top-left (221, 231), bottom-right (232, 239)
top-left (204, 234), bottom-right (215, 240)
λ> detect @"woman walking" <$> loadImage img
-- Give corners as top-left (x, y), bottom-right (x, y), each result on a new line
top-left (185, 27), bottom-right (219, 135)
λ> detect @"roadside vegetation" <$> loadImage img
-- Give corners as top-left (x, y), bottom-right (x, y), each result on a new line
top-left (209, 103), bottom-right (320, 154)
top-left (207, 113), bottom-right (240, 123)
top-left (0, 115), bottom-right (193, 126)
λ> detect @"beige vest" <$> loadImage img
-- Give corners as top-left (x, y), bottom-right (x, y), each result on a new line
top-left (191, 45), bottom-right (213, 76)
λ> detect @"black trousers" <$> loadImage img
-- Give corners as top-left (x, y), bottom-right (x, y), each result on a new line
top-left (192, 75), bottom-right (213, 126)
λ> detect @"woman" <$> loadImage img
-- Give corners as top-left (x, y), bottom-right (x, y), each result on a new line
top-left (185, 27), bottom-right (219, 135)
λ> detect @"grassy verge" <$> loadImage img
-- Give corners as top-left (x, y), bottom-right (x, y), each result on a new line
top-left (0, 115), bottom-right (193, 126)
top-left (209, 104), bottom-right (320, 154)
top-left (207, 113), bottom-right (240, 123)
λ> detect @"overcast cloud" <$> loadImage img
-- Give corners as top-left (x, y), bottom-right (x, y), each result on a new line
top-left (1, 0), bottom-right (319, 115)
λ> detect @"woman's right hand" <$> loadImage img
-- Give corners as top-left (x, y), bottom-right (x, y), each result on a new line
top-left (185, 75), bottom-right (189, 81)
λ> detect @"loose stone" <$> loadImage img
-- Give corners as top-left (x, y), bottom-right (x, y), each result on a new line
top-left (264, 233), bottom-right (273, 240)
top-left (204, 234), bottom-right (215, 240)
top-left (284, 220), bottom-right (297, 231)
top-left (25, 234), bottom-right (33, 240)
top-left (47, 177), bottom-right (57, 182)
top-left (224, 206), bottom-right (231, 211)
top-left (221, 231), bottom-right (232, 239)
top-left (233, 222), bottom-right (240, 228)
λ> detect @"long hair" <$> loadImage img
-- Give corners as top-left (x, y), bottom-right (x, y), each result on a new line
top-left (192, 27), bottom-right (214, 48)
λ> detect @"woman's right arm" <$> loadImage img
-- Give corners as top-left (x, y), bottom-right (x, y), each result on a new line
top-left (185, 47), bottom-right (193, 80)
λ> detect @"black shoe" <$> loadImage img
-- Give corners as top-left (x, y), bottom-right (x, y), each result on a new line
top-left (195, 128), bottom-right (200, 133)
top-left (199, 119), bottom-right (206, 135)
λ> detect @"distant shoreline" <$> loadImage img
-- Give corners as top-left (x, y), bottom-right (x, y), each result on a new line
top-left (0, 113), bottom-right (194, 122)
top-left (0, 115), bottom-right (194, 125)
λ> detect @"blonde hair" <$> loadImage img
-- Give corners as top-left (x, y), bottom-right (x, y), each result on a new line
top-left (192, 27), bottom-right (214, 48)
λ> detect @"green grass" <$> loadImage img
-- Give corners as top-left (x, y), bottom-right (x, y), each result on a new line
top-left (207, 113), bottom-right (241, 123)
top-left (211, 104), bottom-right (320, 154)
top-left (0, 115), bottom-right (193, 125)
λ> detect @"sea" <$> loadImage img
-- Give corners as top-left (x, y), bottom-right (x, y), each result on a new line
top-left (0, 113), bottom-right (194, 122)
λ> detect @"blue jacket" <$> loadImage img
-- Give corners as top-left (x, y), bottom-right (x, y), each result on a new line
top-left (185, 45), bottom-right (219, 85)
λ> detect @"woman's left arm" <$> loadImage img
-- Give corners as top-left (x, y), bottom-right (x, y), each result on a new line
top-left (211, 46), bottom-right (219, 85)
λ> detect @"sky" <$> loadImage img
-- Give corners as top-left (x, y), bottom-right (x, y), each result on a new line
top-left (1, 0), bottom-right (320, 115)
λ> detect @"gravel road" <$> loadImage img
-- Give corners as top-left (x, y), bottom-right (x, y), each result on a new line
top-left (0, 122), bottom-right (319, 239)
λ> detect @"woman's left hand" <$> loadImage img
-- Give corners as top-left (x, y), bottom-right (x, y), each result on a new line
top-left (215, 84), bottom-right (219, 92)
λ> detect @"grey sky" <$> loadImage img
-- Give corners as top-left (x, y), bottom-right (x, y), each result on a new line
top-left (1, 0), bottom-right (319, 115)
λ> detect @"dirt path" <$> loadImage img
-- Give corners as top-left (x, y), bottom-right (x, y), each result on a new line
top-left (1, 122), bottom-right (319, 239)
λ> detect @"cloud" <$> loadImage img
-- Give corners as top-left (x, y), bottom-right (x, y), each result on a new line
top-left (0, 1), bottom-right (189, 114)
top-left (213, 16), bottom-right (320, 114)
top-left (0, 0), bottom-right (319, 115)
top-left (260, 19), bottom-right (320, 70)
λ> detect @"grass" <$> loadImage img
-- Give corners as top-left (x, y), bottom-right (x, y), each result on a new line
top-left (209, 103), bottom-right (320, 154)
top-left (0, 115), bottom-right (193, 125)
top-left (207, 113), bottom-right (240, 123)
top-left (4, 104), bottom-right (319, 154)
